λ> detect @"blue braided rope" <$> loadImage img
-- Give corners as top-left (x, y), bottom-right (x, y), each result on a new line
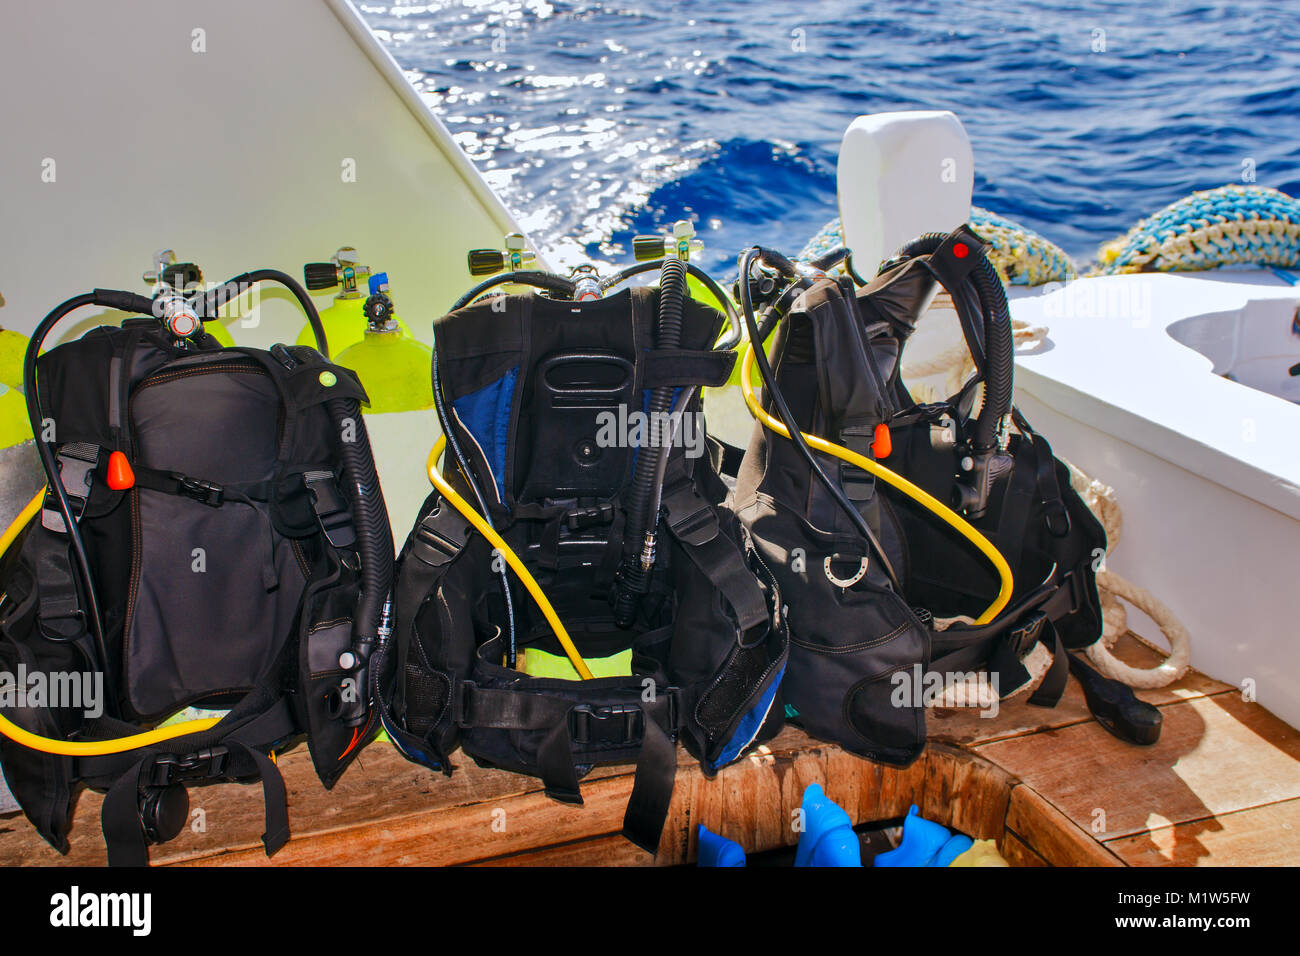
top-left (1094, 184), bottom-right (1300, 274)
top-left (798, 207), bottom-right (1077, 286)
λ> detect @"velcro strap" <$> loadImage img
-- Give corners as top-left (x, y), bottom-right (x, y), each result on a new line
top-left (458, 684), bottom-right (576, 731)
top-left (33, 531), bottom-right (85, 640)
top-left (642, 348), bottom-right (736, 389)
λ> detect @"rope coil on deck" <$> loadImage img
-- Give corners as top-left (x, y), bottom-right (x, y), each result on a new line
top-left (1060, 462), bottom-right (1191, 688)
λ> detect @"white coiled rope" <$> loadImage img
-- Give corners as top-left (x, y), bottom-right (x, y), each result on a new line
top-left (1059, 460), bottom-right (1191, 688)
top-left (906, 320), bottom-right (1191, 691)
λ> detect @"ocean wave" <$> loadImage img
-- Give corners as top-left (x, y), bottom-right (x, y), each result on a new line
top-left (369, 0), bottom-right (1300, 266)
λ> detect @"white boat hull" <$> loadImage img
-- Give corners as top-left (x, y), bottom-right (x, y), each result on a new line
top-left (1011, 270), bottom-right (1300, 728)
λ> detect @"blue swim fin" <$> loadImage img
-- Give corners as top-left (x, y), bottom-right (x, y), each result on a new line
top-left (794, 783), bottom-right (862, 867)
top-left (697, 824), bottom-right (746, 867)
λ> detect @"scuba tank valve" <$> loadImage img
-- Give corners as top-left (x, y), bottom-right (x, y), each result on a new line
top-left (362, 273), bottom-right (397, 331)
top-left (303, 246), bottom-right (371, 298)
top-left (467, 232), bottom-right (536, 277)
top-left (571, 263), bottom-right (602, 301)
top-left (633, 219), bottom-right (704, 262)
top-left (143, 250), bottom-right (203, 342)
top-left (142, 249), bottom-right (240, 345)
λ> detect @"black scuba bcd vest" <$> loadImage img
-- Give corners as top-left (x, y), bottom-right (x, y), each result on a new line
top-left (0, 319), bottom-right (393, 864)
top-left (732, 227), bottom-right (1107, 766)
top-left (380, 285), bottom-right (789, 854)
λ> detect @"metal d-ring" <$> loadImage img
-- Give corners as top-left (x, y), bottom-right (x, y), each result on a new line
top-left (823, 553), bottom-right (869, 589)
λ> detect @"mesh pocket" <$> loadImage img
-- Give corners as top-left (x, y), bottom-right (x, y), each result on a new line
top-left (403, 663), bottom-right (451, 737)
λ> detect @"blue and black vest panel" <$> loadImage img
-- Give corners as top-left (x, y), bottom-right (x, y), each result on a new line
top-left (385, 287), bottom-right (788, 854)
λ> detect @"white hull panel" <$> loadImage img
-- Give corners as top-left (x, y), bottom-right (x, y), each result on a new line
top-left (1012, 270), bottom-right (1300, 727)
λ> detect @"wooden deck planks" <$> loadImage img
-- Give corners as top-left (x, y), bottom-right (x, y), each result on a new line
top-left (1103, 798), bottom-right (1300, 867)
top-left (976, 693), bottom-right (1300, 841)
top-left (1004, 785), bottom-right (1126, 867)
top-left (1, 631), bottom-right (1295, 867)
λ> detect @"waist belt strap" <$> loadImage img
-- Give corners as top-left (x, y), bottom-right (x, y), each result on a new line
top-left (77, 698), bottom-right (298, 782)
top-left (100, 740), bottom-right (289, 867)
top-left (621, 718), bottom-right (677, 854)
top-left (458, 682), bottom-right (680, 853)
top-left (931, 601), bottom-right (1069, 707)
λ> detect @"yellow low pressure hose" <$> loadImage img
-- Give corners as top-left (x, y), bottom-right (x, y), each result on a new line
top-left (427, 436), bottom-right (594, 679)
top-left (0, 489), bottom-right (223, 755)
top-left (739, 345), bottom-right (1013, 625)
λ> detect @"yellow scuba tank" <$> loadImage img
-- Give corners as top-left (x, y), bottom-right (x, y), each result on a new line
top-left (332, 271), bottom-right (435, 547)
top-left (0, 328), bottom-right (28, 389)
top-left (299, 246), bottom-right (412, 355)
top-left (0, 327), bottom-right (42, 549)
top-left (335, 273), bottom-right (432, 413)
top-left (0, 384), bottom-right (31, 450)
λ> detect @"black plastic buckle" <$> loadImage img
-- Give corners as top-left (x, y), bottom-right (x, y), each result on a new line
top-left (56, 445), bottom-right (98, 502)
top-left (840, 430), bottom-right (877, 502)
top-left (564, 503), bottom-right (614, 531)
top-left (303, 471), bottom-right (357, 549)
top-left (569, 704), bottom-right (643, 747)
top-left (175, 473), bottom-right (223, 507)
top-left (147, 746), bottom-right (229, 787)
top-left (841, 467), bottom-right (876, 502)
top-left (42, 444), bottom-right (100, 532)
top-left (1003, 610), bottom-right (1048, 660)
top-left (663, 483), bottom-right (718, 546)
top-left (412, 504), bottom-right (467, 568)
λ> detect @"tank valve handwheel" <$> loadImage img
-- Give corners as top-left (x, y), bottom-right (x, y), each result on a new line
top-left (363, 292), bottom-right (393, 325)
top-left (303, 247), bottom-right (371, 297)
top-left (467, 233), bottom-right (537, 277)
top-left (633, 220), bottom-right (704, 262)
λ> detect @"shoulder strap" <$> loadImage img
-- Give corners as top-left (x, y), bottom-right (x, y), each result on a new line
top-left (659, 464), bottom-right (767, 633)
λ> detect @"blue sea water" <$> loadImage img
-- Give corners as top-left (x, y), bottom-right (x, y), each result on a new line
top-left (362, 0), bottom-right (1300, 274)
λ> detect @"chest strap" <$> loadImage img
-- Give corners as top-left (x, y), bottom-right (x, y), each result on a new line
top-left (131, 465), bottom-right (271, 509)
